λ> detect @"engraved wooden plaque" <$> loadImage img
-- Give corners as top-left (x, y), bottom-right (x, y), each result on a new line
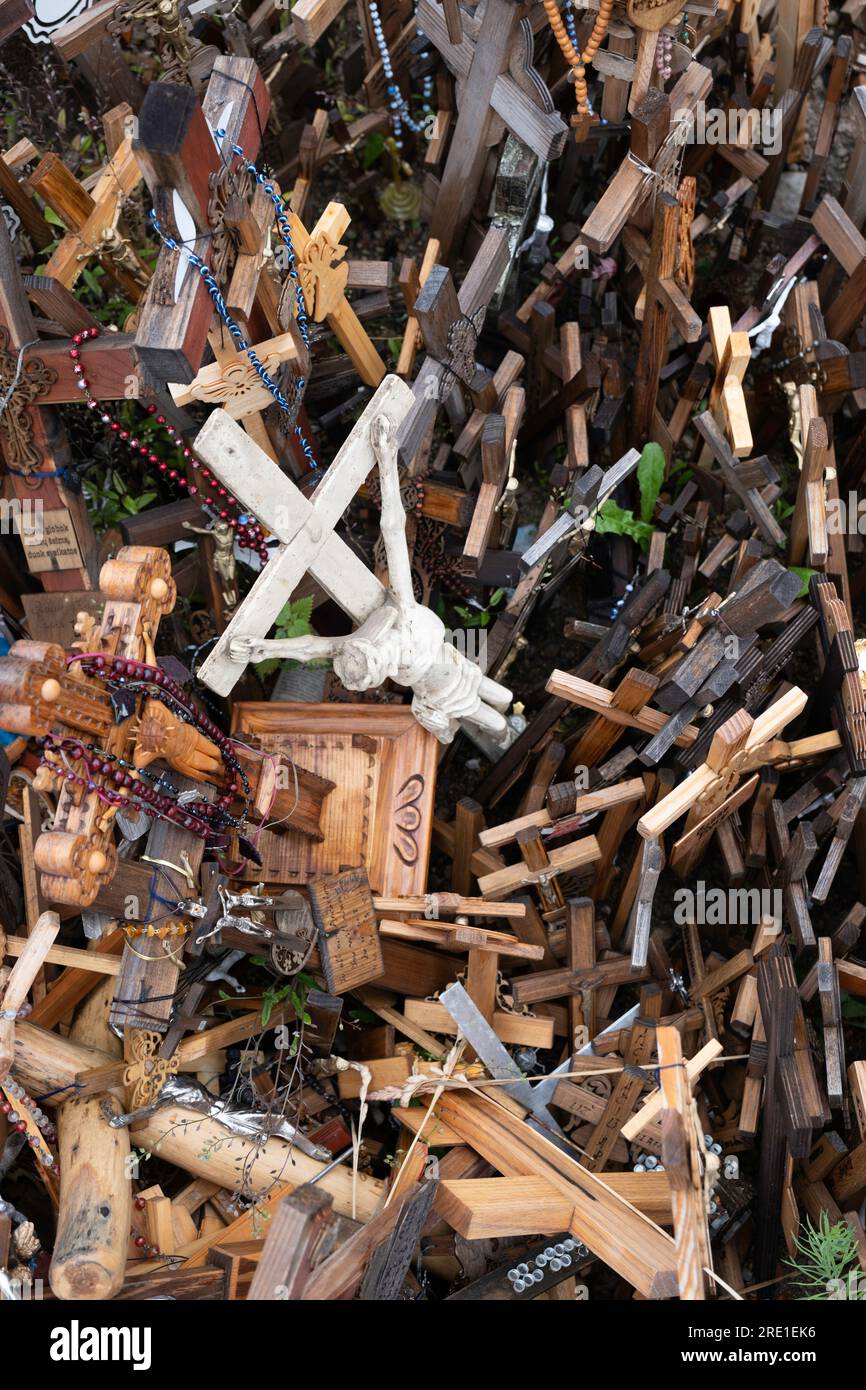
top-left (230, 703), bottom-right (438, 896)
top-left (309, 868), bottom-right (385, 994)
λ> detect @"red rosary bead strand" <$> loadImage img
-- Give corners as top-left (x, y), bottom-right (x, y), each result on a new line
top-left (69, 328), bottom-right (270, 562)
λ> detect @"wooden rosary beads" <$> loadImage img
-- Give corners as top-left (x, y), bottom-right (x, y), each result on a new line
top-left (543, 0), bottom-right (614, 122)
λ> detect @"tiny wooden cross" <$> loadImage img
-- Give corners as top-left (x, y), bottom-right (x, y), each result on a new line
top-left (396, 237), bottom-right (440, 379)
top-left (703, 304), bottom-right (752, 457)
top-left (398, 225), bottom-right (510, 467)
top-left (169, 324), bottom-right (309, 431)
top-left (637, 688), bottom-right (809, 863)
top-left (581, 983), bottom-right (663, 1172)
top-left (413, 263), bottom-right (497, 409)
top-left (122, 1027), bottom-right (179, 1110)
top-left (30, 131), bottom-right (149, 305)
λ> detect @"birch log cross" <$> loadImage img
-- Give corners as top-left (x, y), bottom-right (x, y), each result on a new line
top-left (193, 376), bottom-right (514, 744)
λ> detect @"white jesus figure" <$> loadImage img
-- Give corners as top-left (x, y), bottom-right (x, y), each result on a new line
top-left (229, 414), bottom-right (514, 746)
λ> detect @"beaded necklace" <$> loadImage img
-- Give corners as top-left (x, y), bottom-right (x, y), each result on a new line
top-left (369, 2), bottom-right (432, 148)
top-left (544, 0), bottom-right (612, 119)
top-left (0, 1076), bottom-right (57, 1169)
top-left (35, 651), bottom-right (253, 849)
top-left (72, 134), bottom-right (325, 547)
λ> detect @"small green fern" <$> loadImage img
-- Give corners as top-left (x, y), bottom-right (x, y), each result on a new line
top-left (786, 1213), bottom-right (866, 1299)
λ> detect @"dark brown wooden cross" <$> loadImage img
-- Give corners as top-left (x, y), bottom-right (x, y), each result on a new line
top-left (417, 0), bottom-right (567, 260)
top-left (132, 56), bottom-right (272, 384)
top-left (632, 189), bottom-right (702, 445)
top-left (753, 944), bottom-right (817, 1286)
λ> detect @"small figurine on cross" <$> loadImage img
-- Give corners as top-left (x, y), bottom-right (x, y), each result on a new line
top-left (229, 404), bottom-right (514, 746)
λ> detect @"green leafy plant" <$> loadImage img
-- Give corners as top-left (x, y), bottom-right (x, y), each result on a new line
top-left (774, 498), bottom-right (796, 521)
top-left (788, 566), bottom-right (817, 598)
top-left (454, 587), bottom-right (506, 629)
top-left (594, 498), bottom-right (654, 550)
top-left (363, 131), bottom-right (386, 169)
top-left (786, 1213), bottom-right (866, 1299)
top-left (82, 471), bottom-right (157, 534)
top-left (637, 441), bottom-right (666, 523)
top-left (254, 596), bottom-right (316, 677)
top-left (591, 443), bottom-right (666, 552)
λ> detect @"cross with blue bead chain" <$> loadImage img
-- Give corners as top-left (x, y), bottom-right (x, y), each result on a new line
top-left (132, 55), bottom-right (273, 384)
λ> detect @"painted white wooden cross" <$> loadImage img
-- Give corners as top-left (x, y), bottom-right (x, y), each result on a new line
top-left (193, 375), bottom-right (514, 746)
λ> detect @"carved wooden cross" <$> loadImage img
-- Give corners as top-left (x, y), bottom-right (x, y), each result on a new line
top-left (169, 322), bottom-right (309, 465)
top-left (417, 0), bottom-right (568, 259)
top-left (0, 546), bottom-right (178, 907)
top-left (287, 202), bottom-right (385, 388)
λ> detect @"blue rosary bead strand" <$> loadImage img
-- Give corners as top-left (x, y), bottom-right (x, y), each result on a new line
top-left (369, 1), bottom-right (426, 146)
top-left (215, 136), bottom-right (312, 353)
top-left (148, 138), bottom-right (319, 469)
top-left (210, 131), bottom-right (323, 470)
top-left (148, 208), bottom-right (296, 416)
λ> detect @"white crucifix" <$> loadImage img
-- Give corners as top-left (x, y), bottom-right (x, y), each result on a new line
top-left (193, 375), bottom-right (514, 746)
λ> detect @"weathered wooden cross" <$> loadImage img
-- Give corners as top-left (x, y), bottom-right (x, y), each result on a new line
top-left (29, 125), bottom-right (150, 305)
top-left (632, 188), bottom-right (702, 443)
top-left (397, 224), bottom-right (511, 467)
top-left (417, 0), bottom-right (568, 260)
